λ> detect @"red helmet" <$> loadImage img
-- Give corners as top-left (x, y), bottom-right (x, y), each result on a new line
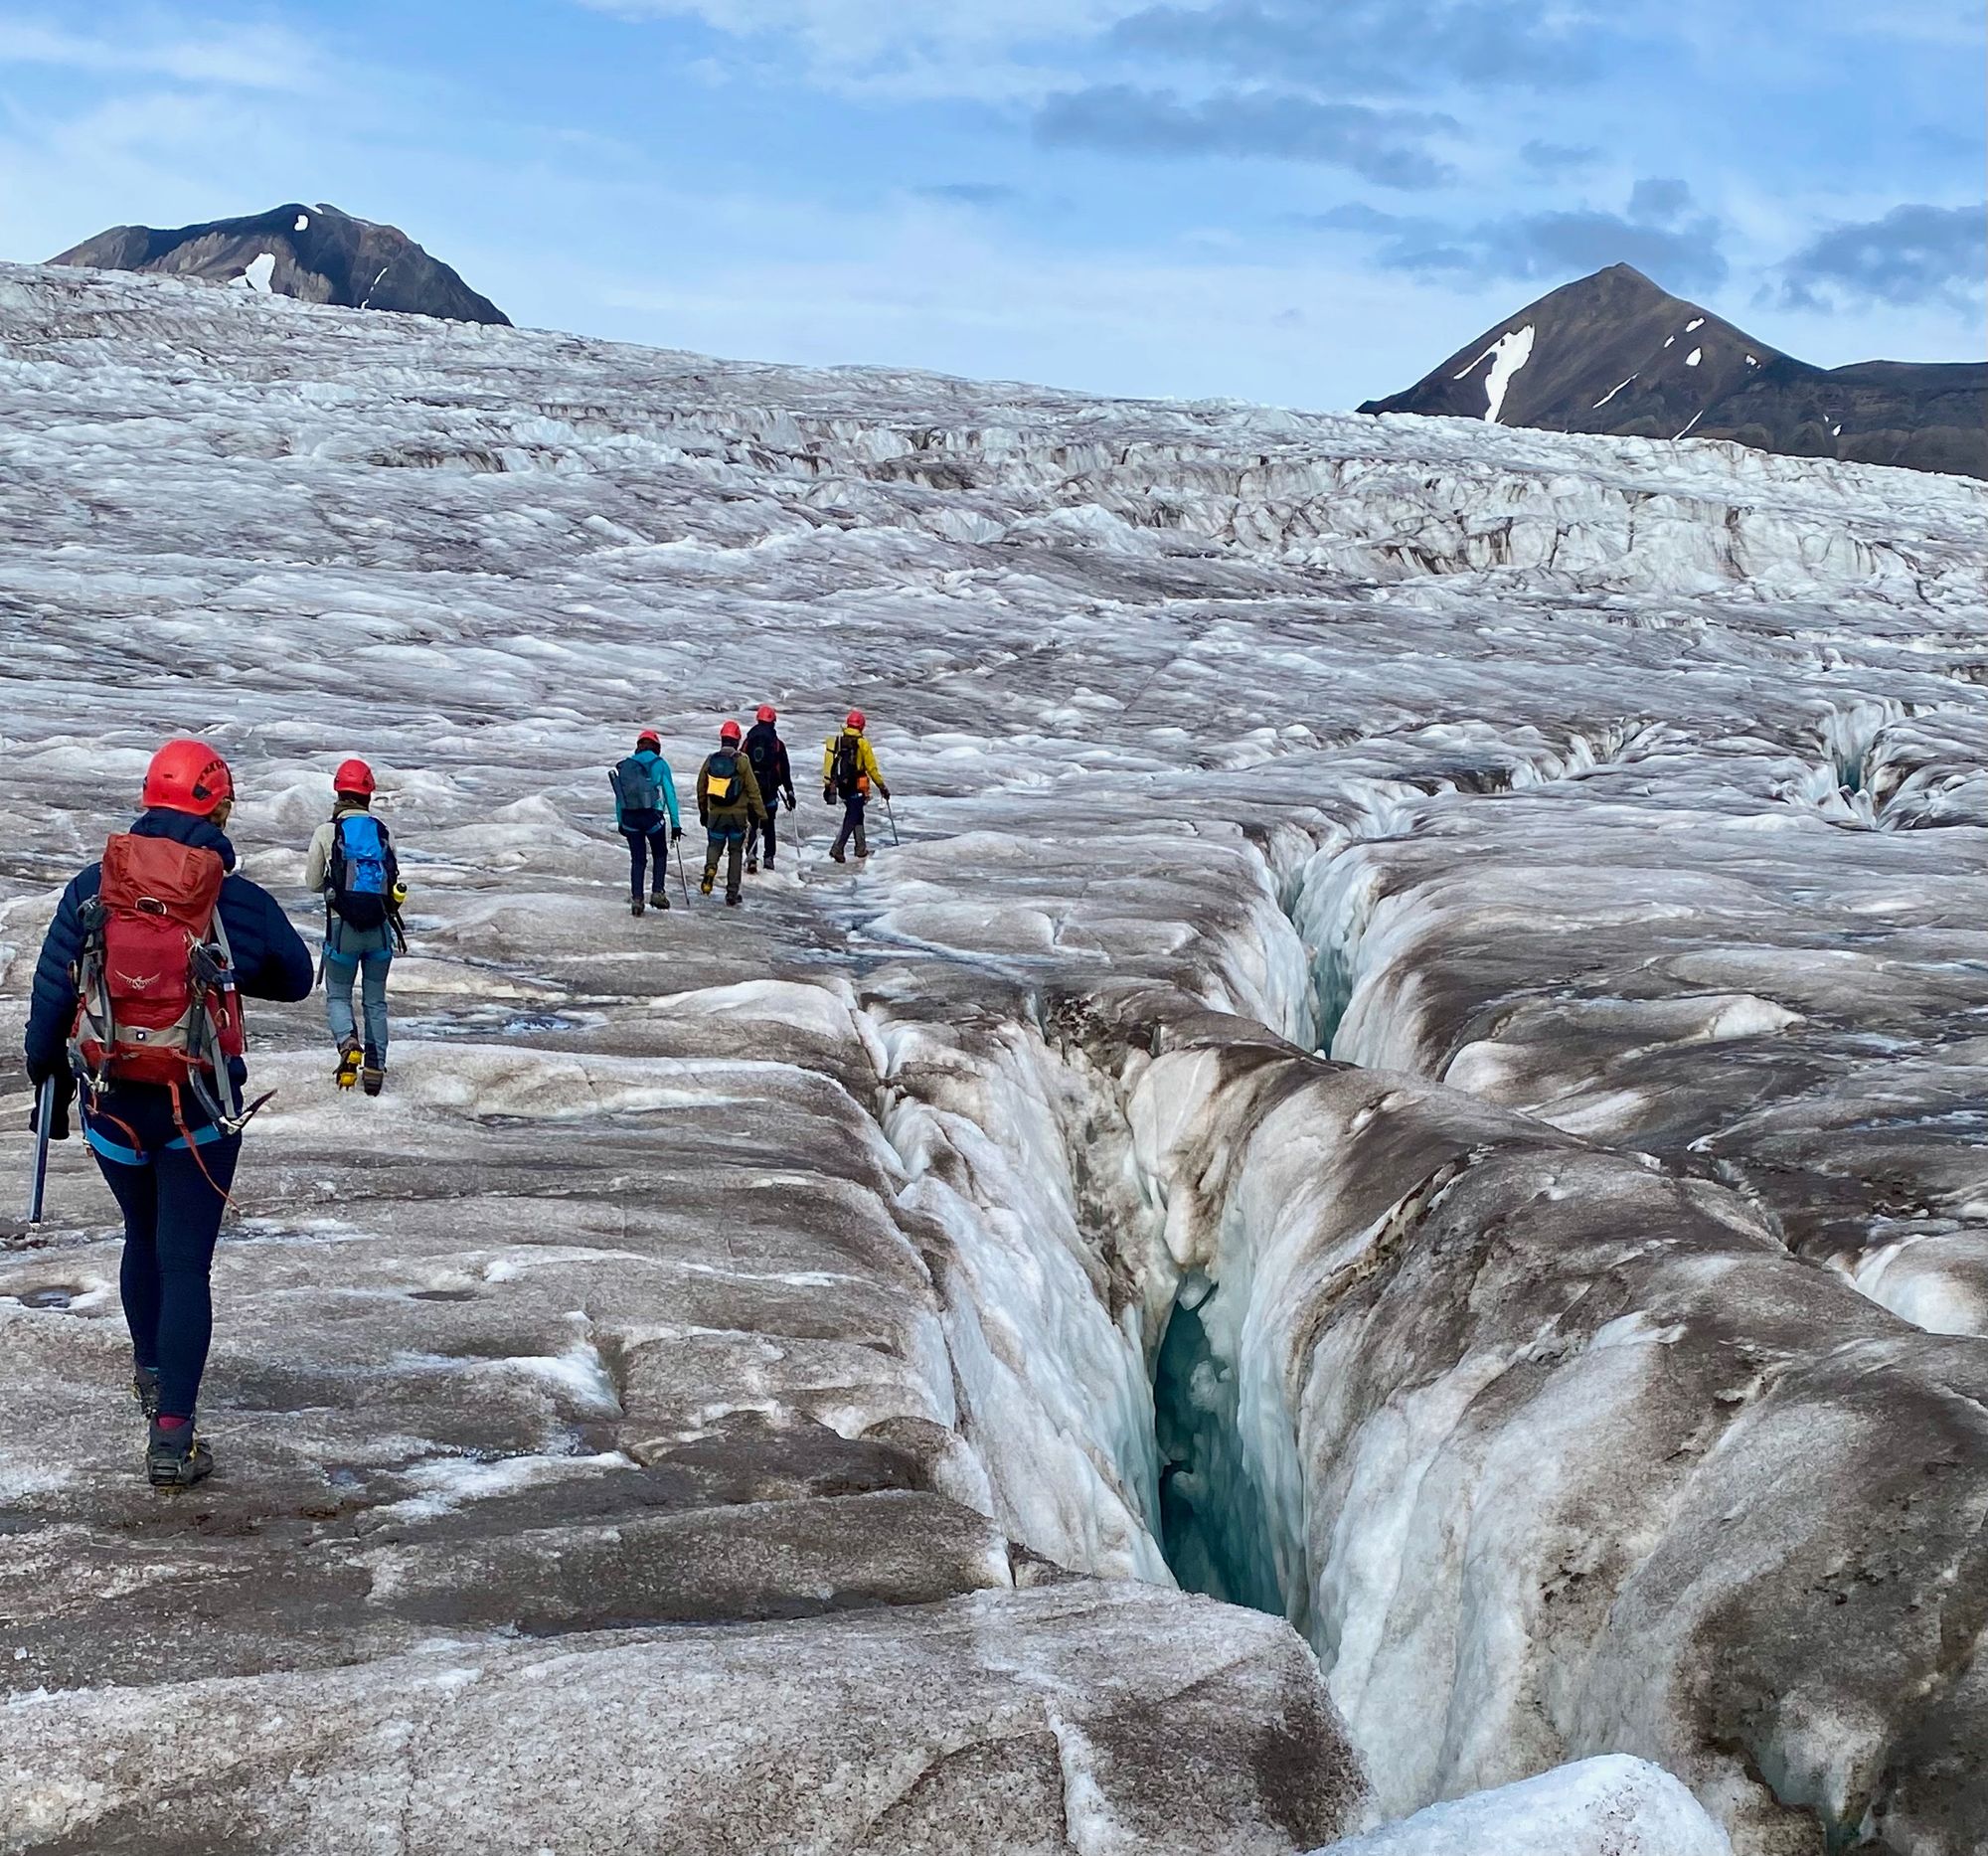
top-left (755, 704), bottom-right (776, 724)
top-left (846, 709), bottom-right (866, 731)
top-left (720, 719), bottom-right (743, 743)
top-left (142, 739), bottom-right (233, 816)
top-left (333, 758), bottom-right (376, 796)
top-left (636, 730), bottom-right (660, 750)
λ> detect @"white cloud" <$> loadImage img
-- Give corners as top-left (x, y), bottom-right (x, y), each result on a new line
top-left (0, 16), bottom-right (424, 267)
top-left (571, 0), bottom-right (1147, 97)
top-left (0, 86), bottom-right (291, 260)
top-left (470, 176), bottom-right (1490, 408)
top-left (0, 17), bottom-right (326, 92)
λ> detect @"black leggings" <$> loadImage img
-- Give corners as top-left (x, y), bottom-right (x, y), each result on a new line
top-left (623, 821), bottom-right (671, 898)
top-left (88, 1090), bottom-right (243, 1421)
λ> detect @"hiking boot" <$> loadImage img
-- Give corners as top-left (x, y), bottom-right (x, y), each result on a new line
top-left (700, 873), bottom-right (716, 896)
top-left (147, 1420), bottom-right (213, 1489)
top-left (829, 848), bottom-right (846, 864)
top-left (132, 1366), bottom-right (160, 1422)
top-left (763, 856), bottom-right (775, 871)
top-left (746, 855), bottom-right (759, 875)
top-left (631, 897), bottom-right (645, 918)
top-left (334, 1040), bottom-right (363, 1091)
top-left (650, 890), bottom-right (670, 912)
top-left (726, 891), bottom-right (742, 907)
top-left (362, 1066), bottom-right (385, 1097)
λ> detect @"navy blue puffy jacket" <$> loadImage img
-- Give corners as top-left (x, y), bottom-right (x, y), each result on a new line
top-left (24, 810), bottom-right (315, 1090)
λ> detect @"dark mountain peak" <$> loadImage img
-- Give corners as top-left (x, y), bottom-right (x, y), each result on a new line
top-left (1358, 265), bottom-right (1762, 434)
top-left (1567, 260), bottom-right (1661, 295)
top-left (1596, 260), bottom-right (1667, 289)
top-left (1360, 264), bottom-right (1981, 478)
top-left (49, 204), bottom-right (508, 327)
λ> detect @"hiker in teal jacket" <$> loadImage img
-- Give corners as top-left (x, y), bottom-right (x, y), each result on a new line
top-left (611, 730), bottom-right (682, 916)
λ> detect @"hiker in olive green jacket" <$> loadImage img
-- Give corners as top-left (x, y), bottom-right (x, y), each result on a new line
top-left (697, 720), bottom-right (768, 905)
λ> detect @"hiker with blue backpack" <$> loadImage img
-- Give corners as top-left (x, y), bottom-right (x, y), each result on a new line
top-left (610, 728), bottom-right (683, 917)
top-left (304, 759), bottom-right (406, 1096)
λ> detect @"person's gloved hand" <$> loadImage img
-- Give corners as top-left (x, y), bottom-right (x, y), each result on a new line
top-left (877, 783), bottom-right (891, 800)
top-left (783, 792), bottom-right (795, 812)
top-left (823, 786), bottom-right (835, 806)
top-left (29, 1072), bottom-right (74, 1142)
top-left (670, 825), bottom-right (683, 843)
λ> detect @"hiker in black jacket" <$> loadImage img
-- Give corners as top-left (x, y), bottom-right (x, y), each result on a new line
top-left (743, 705), bottom-right (795, 874)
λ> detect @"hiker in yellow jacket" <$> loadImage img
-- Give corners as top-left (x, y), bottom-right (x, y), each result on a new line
top-left (697, 720), bottom-right (768, 905)
top-left (822, 709), bottom-right (888, 863)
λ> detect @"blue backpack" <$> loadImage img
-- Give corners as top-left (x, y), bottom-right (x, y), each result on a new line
top-left (613, 754), bottom-right (662, 813)
top-left (329, 813), bottom-right (393, 928)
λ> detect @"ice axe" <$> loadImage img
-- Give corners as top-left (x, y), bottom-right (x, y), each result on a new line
top-left (673, 831), bottom-right (692, 907)
top-left (9, 1078), bottom-right (58, 1243)
top-left (883, 792), bottom-right (901, 848)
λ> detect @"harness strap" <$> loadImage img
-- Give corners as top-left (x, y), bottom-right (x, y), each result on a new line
top-left (170, 1080), bottom-right (241, 1209)
top-left (79, 1104), bottom-right (230, 1163)
top-left (83, 1115), bottom-right (146, 1166)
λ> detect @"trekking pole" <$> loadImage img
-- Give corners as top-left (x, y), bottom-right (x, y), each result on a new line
top-left (792, 811), bottom-right (807, 886)
top-left (884, 794), bottom-right (901, 848)
top-left (24, 1077), bottom-right (54, 1228)
top-left (674, 833), bottom-right (692, 907)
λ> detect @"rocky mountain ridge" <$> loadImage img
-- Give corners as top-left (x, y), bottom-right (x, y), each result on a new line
top-left (1361, 262), bottom-right (1985, 477)
top-left (49, 202), bottom-right (508, 326)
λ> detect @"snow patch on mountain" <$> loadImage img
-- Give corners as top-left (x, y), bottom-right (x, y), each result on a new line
top-left (1454, 324), bottom-right (1537, 423)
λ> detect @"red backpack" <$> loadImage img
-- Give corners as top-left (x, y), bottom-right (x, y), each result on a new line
top-left (69, 834), bottom-right (246, 1120)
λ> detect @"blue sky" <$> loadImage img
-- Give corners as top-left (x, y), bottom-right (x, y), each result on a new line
top-left (0, 2), bottom-right (1981, 408)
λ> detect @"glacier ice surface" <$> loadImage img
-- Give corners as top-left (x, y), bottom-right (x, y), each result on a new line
top-left (1, 260), bottom-right (1984, 1854)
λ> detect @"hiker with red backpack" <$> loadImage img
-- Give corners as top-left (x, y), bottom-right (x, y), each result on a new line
top-left (743, 705), bottom-right (795, 875)
top-left (822, 710), bottom-right (889, 862)
top-left (23, 740), bottom-right (313, 1487)
top-left (304, 759), bottom-right (407, 1095)
top-left (696, 720), bottom-right (768, 905)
